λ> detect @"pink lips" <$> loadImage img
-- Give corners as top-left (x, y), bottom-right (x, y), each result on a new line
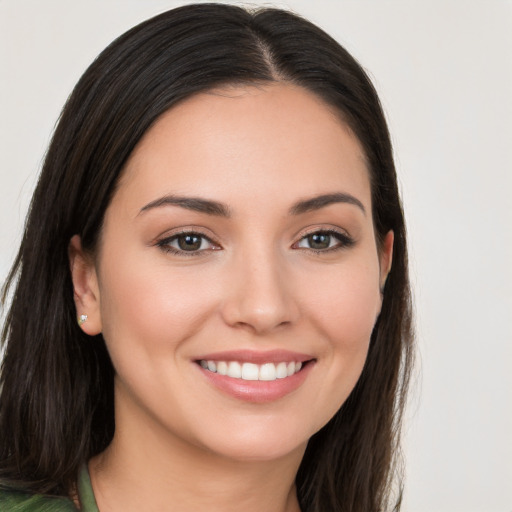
top-left (195, 349), bottom-right (315, 403)
top-left (195, 349), bottom-right (313, 364)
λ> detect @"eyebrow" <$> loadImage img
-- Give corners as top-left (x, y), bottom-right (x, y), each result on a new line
top-left (289, 192), bottom-right (366, 216)
top-left (139, 195), bottom-right (231, 217)
top-left (139, 191), bottom-right (365, 218)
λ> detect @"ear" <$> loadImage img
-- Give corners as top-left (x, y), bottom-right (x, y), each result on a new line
top-left (68, 235), bottom-right (102, 335)
top-left (379, 230), bottom-right (394, 292)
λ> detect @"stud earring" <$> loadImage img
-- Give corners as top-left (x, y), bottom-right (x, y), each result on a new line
top-left (78, 314), bottom-right (88, 326)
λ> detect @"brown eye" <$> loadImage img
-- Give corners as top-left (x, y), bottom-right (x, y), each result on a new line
top-left (157, 232), bottom-right (219, 255)
top-left (177, 234), bottom-right (203, 251)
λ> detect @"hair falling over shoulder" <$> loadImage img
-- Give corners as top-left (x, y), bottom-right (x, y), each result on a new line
top-left (0, 4), bottom-right (414, 511)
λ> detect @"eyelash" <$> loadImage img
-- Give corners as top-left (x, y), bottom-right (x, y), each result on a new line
top-left (156, 231), bottom-right (220, 256)
top-left (156, 228), bottom-right (354, 256)
top-left (293, 229), bottom-right (355, 254)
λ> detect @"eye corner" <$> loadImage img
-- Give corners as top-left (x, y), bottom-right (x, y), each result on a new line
top-left (293, 228), bottom-right (355, 253)
top-left (156, 230), bottom-right (222, 256)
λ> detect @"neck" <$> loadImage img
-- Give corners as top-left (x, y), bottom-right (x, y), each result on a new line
top-left (89, 404), bottom-right (304, 512)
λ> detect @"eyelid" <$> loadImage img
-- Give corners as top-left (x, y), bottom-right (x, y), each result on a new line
top-left (292, 227), bottom-right (355, 252)
top-left (155, 228), bottom-right (222, 256)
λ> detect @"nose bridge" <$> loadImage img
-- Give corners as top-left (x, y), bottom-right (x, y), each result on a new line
top-left (221, 241), bottom-right (297, 333)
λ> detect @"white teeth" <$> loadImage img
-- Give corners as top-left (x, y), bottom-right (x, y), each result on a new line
top-left (227, 361), bottom-right (242, 378)
top-left (199, 360), bottom-right (306, 381)
top-left (259, 363), bottom-right (277, 381)
top-left (216, 361), bottom-right (228, 375)
top-left (241, 363), bottom-right (259, 381)
top-left (276, 362), bottom-right (288, 379)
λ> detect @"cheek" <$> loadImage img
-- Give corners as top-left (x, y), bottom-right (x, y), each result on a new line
top-left (299, 259), bottom-right (381, 423)
top-left (315, 282), bottom-right (378, 381)
top-left (97, 250), bottom-right (219, 358)
top-left (304, 258), bottom-right (381, 347)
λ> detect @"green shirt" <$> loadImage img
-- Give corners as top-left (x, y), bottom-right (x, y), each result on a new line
top-left (0, 465), bottom-right (99, 511)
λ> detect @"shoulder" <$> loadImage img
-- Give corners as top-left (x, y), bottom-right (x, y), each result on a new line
top-left (0, 487), bottom-right (78, 512)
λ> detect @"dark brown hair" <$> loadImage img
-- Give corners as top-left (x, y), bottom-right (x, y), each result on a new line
top-left (0, 4), bottom-right (414, 511)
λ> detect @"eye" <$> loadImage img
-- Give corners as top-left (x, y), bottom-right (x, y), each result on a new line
top-left (294, 230), bottom-right (354, 252)
top-left (157, 232), bottom-right (219, 255)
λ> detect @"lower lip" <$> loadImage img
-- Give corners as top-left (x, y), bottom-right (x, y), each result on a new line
top-left (197, 362), bottom-right (314, 403)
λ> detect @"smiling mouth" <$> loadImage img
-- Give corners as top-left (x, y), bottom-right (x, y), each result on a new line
top-left (197, 360), bottom-right (310, 381)
top-left (195, 352), bottom-right (315, 402)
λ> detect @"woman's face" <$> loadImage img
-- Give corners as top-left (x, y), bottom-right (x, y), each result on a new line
top-left (72, 83), bottom-right (392, 462)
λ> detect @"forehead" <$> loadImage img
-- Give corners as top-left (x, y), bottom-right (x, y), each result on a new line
top-left (117, 83), bottom-right (371, 212)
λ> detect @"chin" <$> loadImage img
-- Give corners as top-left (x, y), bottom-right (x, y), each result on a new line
top-left (183, 411), bottom-right (326, 464)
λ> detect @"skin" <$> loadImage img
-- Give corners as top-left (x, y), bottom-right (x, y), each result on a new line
top-left (70, 83), bottom-right (393, 512)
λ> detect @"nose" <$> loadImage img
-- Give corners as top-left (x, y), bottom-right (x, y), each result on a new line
top-left (220, 247), bottom-right (299, 335)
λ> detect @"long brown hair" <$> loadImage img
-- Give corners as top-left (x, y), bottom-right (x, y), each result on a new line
top-left (0, 4), bottom-right (414, 511)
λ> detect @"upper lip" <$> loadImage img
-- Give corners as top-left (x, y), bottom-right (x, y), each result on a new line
top-left (195, 349), bottom-right (314, 364)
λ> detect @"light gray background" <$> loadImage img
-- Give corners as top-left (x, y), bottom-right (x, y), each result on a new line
top-left (1, 1), bottom-right (511, 511)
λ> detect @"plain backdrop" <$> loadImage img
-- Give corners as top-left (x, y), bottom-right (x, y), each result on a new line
top-left (1, 1), bottom-right (511, 511)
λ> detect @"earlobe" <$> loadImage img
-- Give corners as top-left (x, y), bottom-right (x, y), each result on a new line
top-left (380, 230), bottom-right (394, 292)
top-left (68, 235), bottom-right (102, 335)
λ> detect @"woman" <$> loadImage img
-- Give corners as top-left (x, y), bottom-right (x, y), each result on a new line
top-left (0, 3), bottom-right (414, 511)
